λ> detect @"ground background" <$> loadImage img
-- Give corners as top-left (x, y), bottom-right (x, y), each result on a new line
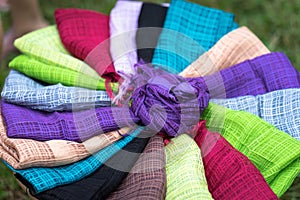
top-left (0, 0), bottom-right (299, 199)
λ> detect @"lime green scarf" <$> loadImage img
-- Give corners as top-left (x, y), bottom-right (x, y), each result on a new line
top-left (165, 134), bottom-right (213, 200)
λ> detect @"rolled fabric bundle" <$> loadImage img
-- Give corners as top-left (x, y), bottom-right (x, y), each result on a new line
top-left (14, 25), bottom-right (99, 78)
top-left (165, 134), bottom-right (213, 200)
top-left (55, 8), bottom-right (120, 81)
top-left (9, 55), bottom-right (118, 91)
top-left (31, 133), bottom-right (150, 200)
top-left (0, 113), bottom-right (131, 169)
top-left (107, 135), bottom-right (166, 200)
top-left (136, 2), bottom-right (168, 63)
top-left (3, 126), bottom-right (144, 194)
top-left (1, 100), bottom-right (137, 142)
top-left (211, 88), bottom-right (300, 140)
top-left (194, 121), bottom-right (278, 200)
top-left (1, 70), bottom-right (111, 112)
top-left (201, 103), bottom-right (300, 197)
top-left (202, 52), bottom-right (300, 98)
top-left (109, 0), bottom-right (142, 76)
top-left (180, 26), bottom-right (270, 77)
top-left (152, 0), bottom-right (238, 74)
top-left (126, 65), bottom-right (210, 137)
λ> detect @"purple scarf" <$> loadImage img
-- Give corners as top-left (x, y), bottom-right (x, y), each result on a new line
top-left (204, 52), bottom-right (300, 98)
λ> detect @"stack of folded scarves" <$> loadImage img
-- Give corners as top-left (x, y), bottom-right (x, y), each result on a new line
top-left (0, 0), bottom-right (299, 199)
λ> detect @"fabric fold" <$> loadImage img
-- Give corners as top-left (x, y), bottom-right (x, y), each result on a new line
top-left (195, 121), bottom-right (278, 199)
top-left (152, 0), bottom-right (238, 73)
top-left (1, 100), bottom-right (137, 142)
top-left (165, 134), bottom-right (213, 199)
top-left (0, 113), bottom-right (131, 169)
top-left (14, 25), bottom-right (99, 78)
top-left (3, 126), bottom-right (144, 194)
top-left (180, 26), bottom-right (270, 77)
top-left (55, 8), bottom-right (120, 81)
top-left (211, 88), bottom-right (300, 140)
top-left (109, 0), bottom-right (143, 76)
top-left (201, 103), bottom-right (300, 197)
top-left (1, 70), bottom-right (111, 112)
top-left (9, 54), bottom-right (118, 92)
top-left (107, 135), bottom-right (166, 200)
top-left (31, 133), bottom-right (150, 200)
top-left (136, 2), bottom-right (168, 63)
top-left (9, 25), bottom-right (118, 91)
top-left (202, 52), bottom-right (300, 98)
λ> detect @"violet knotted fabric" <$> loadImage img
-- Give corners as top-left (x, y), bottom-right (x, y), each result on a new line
top-left (152, 0), bottom-right (238, 73)
top-left (55, 8), bottom-right (120, 82)
top-left (136, 3), bottom-right (168, 63)
top-left (194, 121), bottom-right (278, 200)
top-left (1, 70), bottom-right (111, 112)
top-left (211, 88), bottom-right (300, 140)
top-left (180, 26), bottom-right (270, 77)
top-left (203, 52), bottom-right (300, 98)
top-left (109, 0), bottom-right (142, 76)
top-left (107, 135), bottom-right (166, 200)
top-left (117, 64), bottom-right (210, 137)
top-left (30, 134), bottom-right (150, 200)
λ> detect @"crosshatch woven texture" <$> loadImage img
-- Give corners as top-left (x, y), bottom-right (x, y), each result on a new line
top-left (136, 2), bottom-right (168, 63)
top-left (152, 0), bottom-right (238, 74)
top-left (107, 135), bottom-right (166, 200)
top-left (203, 52), bottom-right (300, 98)
top-left (194, 121), bottom-right (278, 200)
top-left (180, 26), bottom-right (270, 77)
top-left (9, 25), bottom-right (119, 91)
top-left (109, 0), bottom-right (142, 76)
top-left (211, 88), bottom-right (300, 140)
top-left (1, 70), bottom-right (111, 112)
top-left (0, 113), bottom-right (131, 169)
top-left (201, 103), bottom-right (300, 197)
top-left (2, 64), bottom-right (212, 141)
top-left (9, 54), bottom-right (119, 91)
top-left (16, 136), bottom-right (165, 200)
top-left (3, 126), bottom-right (144, 194)
top-left (6, 51), bottom-right (300, 142)
top-left (165, 134), bottom-right (213, 200)
top-left (55, 8), bottom-right (120, 81)
top-left (1, 100), bottom-right (138, 142)
top-left (14, 25), bottom-right (99, 78)
top-left (32, 134), bottom-right (150, 200)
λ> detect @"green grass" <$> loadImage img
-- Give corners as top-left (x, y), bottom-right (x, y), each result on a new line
top-left (0, 0), bottom-right (300, 199)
